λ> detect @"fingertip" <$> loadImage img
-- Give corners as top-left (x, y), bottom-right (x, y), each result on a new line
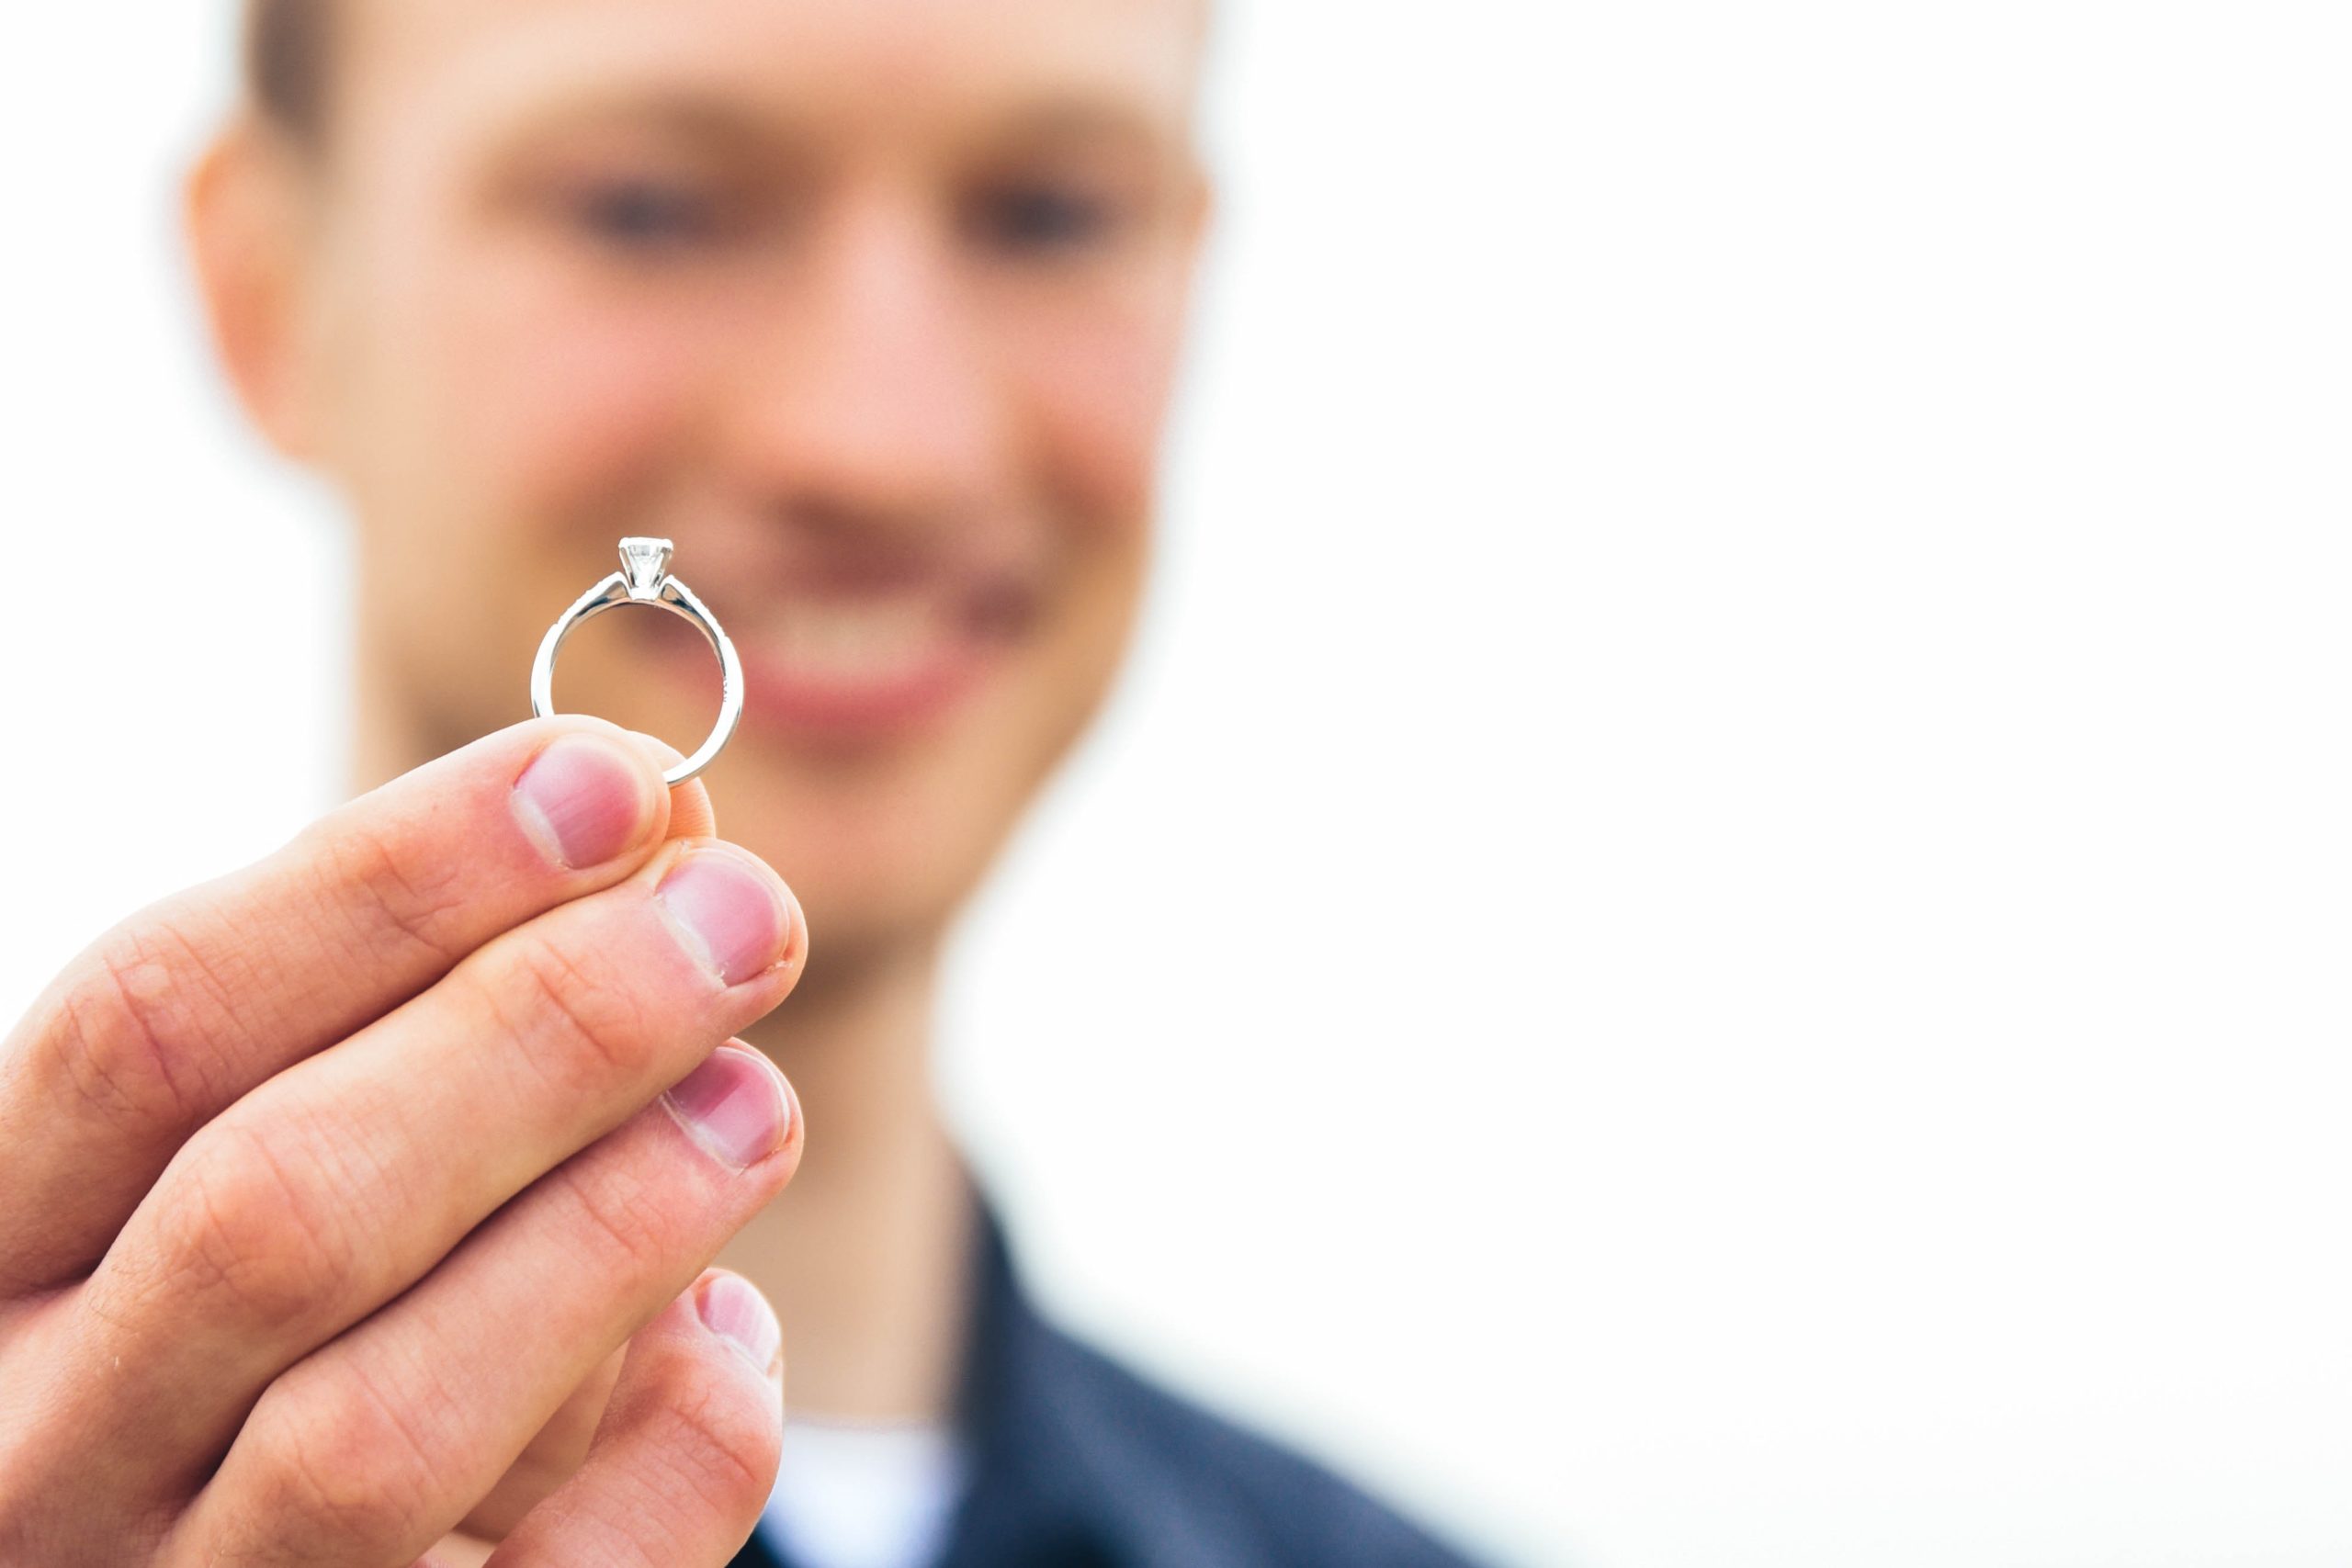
top-left (512, 729), bottom-right (666, 872)
top-left (694, 1269), bottom-right (785, 1382)
top-left (726, 1038), bottom-right (808, 1185)
top-left (667, 779), bottom-right (718, 843)
top-left (743, 1042), bottom-right (808, 1175)
top-left (619, 730), bottom-right (718, 840)
top-left (657, 1039), bottom-right (800, 1171)
top-left (621, 729), bottom-right (687, 772)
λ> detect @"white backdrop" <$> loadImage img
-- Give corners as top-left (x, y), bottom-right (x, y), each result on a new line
top-left (6, 5), bottom-right (2351, 1565)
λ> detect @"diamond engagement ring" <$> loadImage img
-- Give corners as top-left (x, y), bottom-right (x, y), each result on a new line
top-left (530, 537), bottom-right (745, 787)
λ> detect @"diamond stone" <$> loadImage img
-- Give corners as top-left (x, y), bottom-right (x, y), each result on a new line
top-left (618, 537), bottom-right (673, 600)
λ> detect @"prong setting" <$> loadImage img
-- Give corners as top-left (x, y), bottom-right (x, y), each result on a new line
top-left (619, 537), bottom-right (674, 602)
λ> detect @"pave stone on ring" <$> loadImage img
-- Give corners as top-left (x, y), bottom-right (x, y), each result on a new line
top-left (529, 537), bottom-right (745, 787)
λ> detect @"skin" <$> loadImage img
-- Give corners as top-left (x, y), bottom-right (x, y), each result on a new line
top-left (0, 0), bottom-right (1208, 1563)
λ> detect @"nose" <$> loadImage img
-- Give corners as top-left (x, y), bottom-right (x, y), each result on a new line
top-left (716, 190), bottom-right (1008, 536)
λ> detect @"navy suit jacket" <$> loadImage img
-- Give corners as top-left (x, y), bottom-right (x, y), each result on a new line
top-left (730, 1205), bottom-right (1483, 1568)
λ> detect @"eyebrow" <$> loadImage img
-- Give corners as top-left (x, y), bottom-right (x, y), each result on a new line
top-left (983, 98), bottom-right (1181, 152)
top-left (491, 85), bottom-right (1186, 165)
top-left (495, 91), bottom-right (795, 155)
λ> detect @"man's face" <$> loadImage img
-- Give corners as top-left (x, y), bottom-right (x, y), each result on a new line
top-left (292, 0), bottom-right (1207, 964)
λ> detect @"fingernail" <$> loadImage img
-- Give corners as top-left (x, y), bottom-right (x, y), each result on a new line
top-left (697, 1272), bottom-right (783, 1376)
top-left (661, 1043), bottom-right (795, 1170)
top-left (513, 735), bottom-right (655, 870)
top-left (656, 850), bottom-right (792, 986)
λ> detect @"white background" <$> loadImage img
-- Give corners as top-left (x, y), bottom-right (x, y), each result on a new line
top-left (5, 5), bottom-right (2350, 1565)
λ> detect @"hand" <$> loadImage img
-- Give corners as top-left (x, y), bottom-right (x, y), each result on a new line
top-left (0, 717), bottom-right (808, 1567)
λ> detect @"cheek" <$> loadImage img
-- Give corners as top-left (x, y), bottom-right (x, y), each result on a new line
top-left (338, 204), bottom-right (707, 540)
top-left (1005, 289), bottom-right (1189, 543)
top-left (424, 265), bottom-right (707, 525)
top-left (989, 292), bottom-right (1183, 759)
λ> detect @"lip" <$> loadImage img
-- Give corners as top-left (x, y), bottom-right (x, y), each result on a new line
top-left (626, 525), bottom-right (1045, 747)
top-left (647, 598), bottom-right (1005, 746)
top-left (732, 633), bottom-right (995, 740)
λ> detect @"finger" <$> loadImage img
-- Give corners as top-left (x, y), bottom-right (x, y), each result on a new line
top-left (632, 733), bottom-right (717, 843)
top-left (484, 1271), bottom-right (786, 1568)
top-left (455, 1347), bottom-right (627, 1540)
top-left (171, 1059), bottom-right (797, 1568)
top-left (0, 716), bottom-right (683, 1292)
top-left (67, 839), bottom-right (804, 1496)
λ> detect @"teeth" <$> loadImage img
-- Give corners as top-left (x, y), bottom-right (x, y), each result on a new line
top-left (757, 599), bottom-right (948, 683)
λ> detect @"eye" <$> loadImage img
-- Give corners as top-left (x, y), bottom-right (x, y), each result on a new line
top-left (567, 177), bottom-right (729, 252)
top-left (969, 182), bottom-right (1121, 255)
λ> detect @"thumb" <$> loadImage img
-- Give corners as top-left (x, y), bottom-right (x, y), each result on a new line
top-left (620, 731), bottom-right (718, 841)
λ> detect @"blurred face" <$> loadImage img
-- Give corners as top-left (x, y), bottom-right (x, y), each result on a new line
top-left (286, 0), bottom-right (1207, 965)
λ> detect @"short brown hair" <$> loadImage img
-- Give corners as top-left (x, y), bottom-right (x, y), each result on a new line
top-left (245, 0), bottom-right (332, 139)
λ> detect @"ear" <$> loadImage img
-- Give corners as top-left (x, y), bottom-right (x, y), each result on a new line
top-left (183, 117), bottom-right (327, 463)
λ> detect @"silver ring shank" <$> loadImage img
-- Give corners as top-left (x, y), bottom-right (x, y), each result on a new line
top-left (529, 571), bottom-right (745, 787)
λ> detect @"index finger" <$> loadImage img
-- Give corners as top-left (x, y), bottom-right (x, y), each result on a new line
top-left (0, 716), bottom-right (709, 1293)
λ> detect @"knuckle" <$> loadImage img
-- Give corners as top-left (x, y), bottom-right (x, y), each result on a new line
top-left (548, 1155), bottom-right (683, 1284)
top-left (485, 928), bottom-right (665, 1096)
top-left (638, 1366), bottom-right (782, 1519)
top-left (306, 813), bottom-right (476, 972)
top-left (239, 1366), bottom-right (452, 1562)
top-left (57, 906), bottom-right (252, 1137)
top-left (158, 1120), bottom-right (363, 1332)
top-left (0, 1409), bottom-right (175, 1563)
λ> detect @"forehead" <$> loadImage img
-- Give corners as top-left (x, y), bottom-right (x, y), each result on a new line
top-left (337, 0), bottom-right (1207, 148)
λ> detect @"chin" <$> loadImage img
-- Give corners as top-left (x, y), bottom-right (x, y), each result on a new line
top-left (712, 730), bottom-right (1051, 975)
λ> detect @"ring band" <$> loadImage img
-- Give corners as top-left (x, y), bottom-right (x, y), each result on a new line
top-left (530, 537), bottom-right (744, 787)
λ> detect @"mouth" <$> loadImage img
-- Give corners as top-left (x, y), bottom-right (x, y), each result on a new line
top-left (662, 573), bottom-right (1035, 744)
